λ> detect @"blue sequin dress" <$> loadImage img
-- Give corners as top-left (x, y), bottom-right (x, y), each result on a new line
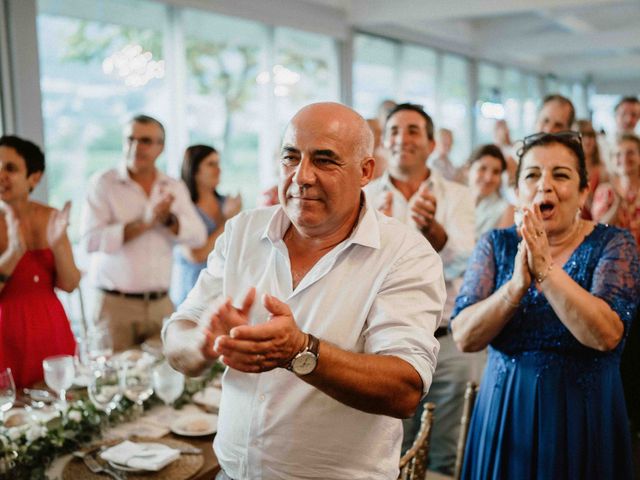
top-left (452, 224), bottom-right (639, 480)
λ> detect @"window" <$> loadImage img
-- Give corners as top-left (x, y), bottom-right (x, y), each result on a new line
top-left (476, 63), bottom-right (503, 146)
top-left (352, 34), bottom-right (397, 119)
top-left (38, 0), bottom-right (168, 241)
top-left (522, 74), bottom-right (541, 137)
top-left (439, 53), bottom-right (471, 165)
top-left (397, 44), bottom-right (437, 114)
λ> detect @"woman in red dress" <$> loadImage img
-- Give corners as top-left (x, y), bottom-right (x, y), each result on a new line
top-left (0, 135), bottom-right (80, 388)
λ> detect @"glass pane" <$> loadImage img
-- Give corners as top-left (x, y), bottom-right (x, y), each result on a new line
top-left (37, 0), bottom-right (168, 242)
top-left (353, 34), bottom-right (397, 119)
top-left (439, 54), bottom-right (471, 166)
top-left (398, 44), bottom-right (437, 114)
top-left (522, 74), bottom-right (541, 137)
top-left (182, 8), bottom-right (267, 206)
top-left (503, 68), bottom-right (523, 141)
top-left (476, 63), bottom-right (503, 145)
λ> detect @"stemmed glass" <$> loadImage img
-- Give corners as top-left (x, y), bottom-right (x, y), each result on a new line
top-left (88, 361), bottom-right (122, 423)
top-left (42, 355), bottom-right (75, 410)
top-left (87, 327), bottom-right (114, 365)
top-left (121, 355), bottom-right (154, 417)
top-left (152, 361), bottom-right (184, 406)
top-left (0, 368), bottom-right (16, 425)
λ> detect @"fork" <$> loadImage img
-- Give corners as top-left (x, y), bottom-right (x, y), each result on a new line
top-left (73, 451), bottom-right (127, 480)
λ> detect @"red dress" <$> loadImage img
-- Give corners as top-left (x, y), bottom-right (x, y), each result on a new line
top-left (0, 249), bottom-right (76, 388)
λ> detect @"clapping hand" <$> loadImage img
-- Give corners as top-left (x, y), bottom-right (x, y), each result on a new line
top-left (222, 194), bottom-right (242, 220)
top-left (201, 288), bottom-right (256, 360)
top-left (519, 205), bottom-right (553, 284)
top-left (213, 293), bottom-right (306, 373)
top-left (0, 202), bottom-right (26, 261)
top-left (46, 201), bottom-right (71, 249)
top-left (409, 182), bottom-right (437, 232)
top-left (150, 191), bottom-right (175, 225)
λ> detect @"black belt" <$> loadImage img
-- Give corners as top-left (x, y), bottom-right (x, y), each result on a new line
top-left (435, 327), bottom-right (449, 338)
top-left (100, 288), bottom-right (168, 301)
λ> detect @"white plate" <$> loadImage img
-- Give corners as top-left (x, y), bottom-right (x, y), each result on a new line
top-left (192, 387), bottom-right (222, 412)
top-left (170, 413), bottom-right (218, 436)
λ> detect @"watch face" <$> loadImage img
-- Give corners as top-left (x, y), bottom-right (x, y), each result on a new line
top-left (292, 352), bottom-right (317, 375)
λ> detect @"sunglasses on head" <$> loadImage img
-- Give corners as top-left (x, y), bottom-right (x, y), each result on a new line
top-left (522, 130), bottom-right (582, 148)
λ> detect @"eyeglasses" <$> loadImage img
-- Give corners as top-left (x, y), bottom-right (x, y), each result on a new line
top-left (522, 130), bottom-right (582, 149)
top-left (126, 136), bottom-right (164, 146)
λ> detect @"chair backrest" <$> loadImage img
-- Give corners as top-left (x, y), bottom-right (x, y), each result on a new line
top-left (454, 381), bottom-right (479, 480)
top-left (398, 402), bottom-right (435, 480)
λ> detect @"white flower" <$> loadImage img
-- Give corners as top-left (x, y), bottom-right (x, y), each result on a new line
top-left (68, 410), bottom-right (82, 422)
top-left (25, 425), bottom-right (46, 443)
top-left (7, 428), bottom-right (21, 441)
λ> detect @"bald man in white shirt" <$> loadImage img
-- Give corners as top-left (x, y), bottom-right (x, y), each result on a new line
top-left (163, 102), bottom-right (446, 480)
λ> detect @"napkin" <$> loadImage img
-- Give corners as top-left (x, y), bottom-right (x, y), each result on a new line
top-left (100, 441), bottom-right (180, 471)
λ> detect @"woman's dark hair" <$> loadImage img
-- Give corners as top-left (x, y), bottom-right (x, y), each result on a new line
top-left (0, 135), bottom-right (45, 176)
top-left (515, 133), bottom-right (588, 190)
top-left (576, 119), bottom-right (601, 166)
top-left (467, 144), bottom-right (506, 171)
top-left (181, 144), bottom-right (218, 203)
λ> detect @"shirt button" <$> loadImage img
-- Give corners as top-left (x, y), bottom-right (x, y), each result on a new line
top-left (33, 275), bottom-right (40, 283)
top-left (259, 394), bottom-right (265, 402)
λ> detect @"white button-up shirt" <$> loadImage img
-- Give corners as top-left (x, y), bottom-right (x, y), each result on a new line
top-left (167, 201), bottom-right (445, 480)
top-left (81, 163), bottom-right (206, 292)
top-left (365, 169), bottom-right (475, 323)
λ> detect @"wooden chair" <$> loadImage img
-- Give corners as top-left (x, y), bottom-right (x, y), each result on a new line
top-left (453, 381), bottom-right (479, 480)
top-left (399, 402), bottom-right (435, 480)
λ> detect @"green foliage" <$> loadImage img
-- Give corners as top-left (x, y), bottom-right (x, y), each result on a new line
top-left (0, 363), bottom-right (224, 480)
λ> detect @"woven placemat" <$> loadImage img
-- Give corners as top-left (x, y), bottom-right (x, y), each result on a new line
top-left (62, 437), bottom-right (204, 480)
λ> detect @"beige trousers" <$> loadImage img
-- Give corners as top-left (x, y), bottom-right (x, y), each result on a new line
top-left (92, 290), bottom-right (174, 352)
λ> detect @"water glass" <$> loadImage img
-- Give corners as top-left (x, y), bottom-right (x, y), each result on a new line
top-left (0, 368), bottom-right (16, 425)
top-left (87, 327), bottom-right (114, 364)
top-left (122, 356), bottom-right (154, 416)
top-left (42, 355), bottom-right (75, 409)
top-left (88, 362), bottom-right (122, 418)
top-left (152, 361), bottom-right (184, 406)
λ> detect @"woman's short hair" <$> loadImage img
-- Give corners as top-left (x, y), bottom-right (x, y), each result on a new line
top-left (0, 135), bottom-right (45, 176)
top-left (181, 144), bottom-right (217, 203)
top-left (467, 144), bottom-right (506, 172)
top-left (516, 132), bottom-right (588, 190)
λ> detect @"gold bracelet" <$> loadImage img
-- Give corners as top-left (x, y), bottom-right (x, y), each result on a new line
top-left (501, 290), bottom-right (519, 308)
top-left (535, 262), bottom-right (554, 284)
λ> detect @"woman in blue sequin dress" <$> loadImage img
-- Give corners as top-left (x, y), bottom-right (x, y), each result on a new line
top-left (451, 132), bottom-right (639, 479)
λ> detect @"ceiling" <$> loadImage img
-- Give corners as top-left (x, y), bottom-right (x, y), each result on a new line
top-left (299, 0), bottom-right (640, 95)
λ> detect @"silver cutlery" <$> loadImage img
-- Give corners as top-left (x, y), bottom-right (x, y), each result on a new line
top-left (73, 451), bottom-right (127, 480)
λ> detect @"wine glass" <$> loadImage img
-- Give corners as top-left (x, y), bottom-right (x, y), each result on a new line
top-left (121, 355), bottom-right (154, 417)
top-left (87, 327), bottom-right (114, 365)
top-left (152, 361), bottom-right (184, 406)
top-left (0, 368), bottom-right (16, 425)
top-left (42, 355), bottom-right (75, 410)
top-left (88, 362), bottom-right (122, 422)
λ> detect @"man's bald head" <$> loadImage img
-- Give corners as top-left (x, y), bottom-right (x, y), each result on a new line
top-left (286, 102), bottom-right (374, 164)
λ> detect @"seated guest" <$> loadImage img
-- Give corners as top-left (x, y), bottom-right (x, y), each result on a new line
top-left (467, 144), bottom-right (512, 237)
top-left (452, 131), bottom-right (639, 479)
top-left (171, 145), bottom-right (241, 306)
top-left (81, 115), bottom-right (206, 352)
top-left (0, 135), bottom-right (80, 388)
top-left (576, 120), bottom-right (606, 219)
top-left (592, 134), bottom-right (640, 248)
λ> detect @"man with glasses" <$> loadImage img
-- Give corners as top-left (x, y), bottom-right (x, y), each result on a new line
top-left (365, 103), bottom-right (475, 476)
top-left (81, 114), bottom-right (206, 351)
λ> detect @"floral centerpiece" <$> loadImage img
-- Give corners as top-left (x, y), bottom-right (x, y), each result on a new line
top-left (0, 362), bottom-right (222, 480)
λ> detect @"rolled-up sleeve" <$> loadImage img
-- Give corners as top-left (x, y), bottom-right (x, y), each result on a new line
top-left (363, 237), bottom-right (446, 396)
top-left (81, 175), bottom-right (125, 254)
